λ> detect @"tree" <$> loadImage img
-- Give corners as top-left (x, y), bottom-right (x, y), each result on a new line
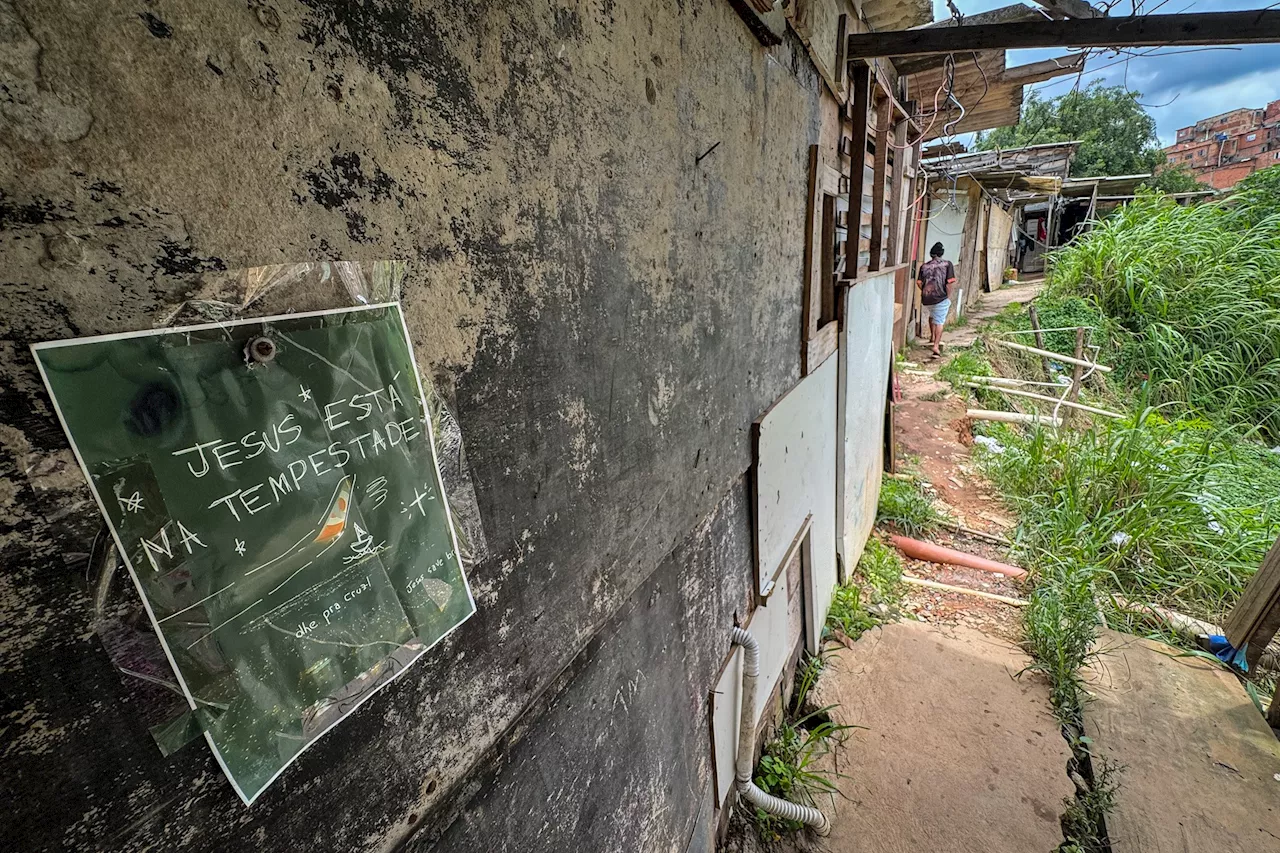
top-left (1142, 163), bottom-right (1209, 195)
top-left (975, 81), bottom-right (1162, 178)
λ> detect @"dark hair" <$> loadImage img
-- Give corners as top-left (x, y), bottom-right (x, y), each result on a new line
top-left (930, 242), bottom-right (945, 258)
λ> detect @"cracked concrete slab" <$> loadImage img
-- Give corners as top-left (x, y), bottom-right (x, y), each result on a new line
top-left (810, 620), bottom-right (1072, 852)
top-left (1084, 629), bottom-right (1280, 852)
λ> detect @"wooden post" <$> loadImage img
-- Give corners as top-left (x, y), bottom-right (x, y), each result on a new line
top-left (844, 11), bottom-right (1280, 58)
top-left (802, 146), bottom-right (820, 345)
top-left (1027, 305), bottom-right (1051, 381)
top-left (884, 381), bottom-right (897, 473)
top-left (869, 98), bottom-right (891, 271)
top-left (844, 63), bottom-right (871, 279)
top-left (834, 14), bottom-right (847, 86)
top-left (886, 110), bottom-right (908, 267)
top-left (1225, 535), bottom-right (1280, 671)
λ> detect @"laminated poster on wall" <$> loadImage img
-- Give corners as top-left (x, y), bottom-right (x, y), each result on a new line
top-left (32, 303), bottom-right (475, 805)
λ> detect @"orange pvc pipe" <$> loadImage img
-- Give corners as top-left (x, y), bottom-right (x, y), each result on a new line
top-left (889, 534), bottom-right (1027, 579)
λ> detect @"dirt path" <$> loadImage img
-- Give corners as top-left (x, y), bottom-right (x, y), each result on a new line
top-left (890, 280), bottom-right (1044, 640)
top-left (729, 281), bottom-right (1063, 853)
top-left (775, 281), bottom-right (1069, 853)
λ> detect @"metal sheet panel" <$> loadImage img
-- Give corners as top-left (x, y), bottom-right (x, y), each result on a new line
top-left (925, 194), bottom-right (969, 263)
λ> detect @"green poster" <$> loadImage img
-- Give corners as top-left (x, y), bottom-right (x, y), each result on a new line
top-left (33, 303), bottom-right (475, 804)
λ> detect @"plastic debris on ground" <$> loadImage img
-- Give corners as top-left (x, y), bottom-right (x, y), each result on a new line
top-left (973, 435), bottom-right (1006, 454)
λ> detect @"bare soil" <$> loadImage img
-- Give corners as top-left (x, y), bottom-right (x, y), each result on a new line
top-left (890, 281), bottom-right (1045, 641)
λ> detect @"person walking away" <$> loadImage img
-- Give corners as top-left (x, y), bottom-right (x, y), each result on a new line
top-left (917, 242), bottom-right (956, 359)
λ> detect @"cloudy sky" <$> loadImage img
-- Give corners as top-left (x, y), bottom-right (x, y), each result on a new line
top-left (931, 0), bottom-right (1280, 145)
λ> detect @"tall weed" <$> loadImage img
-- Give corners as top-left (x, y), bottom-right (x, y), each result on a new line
top-left (1047, 188), bottom-right (1280, 436)
top-left (1022, 563), bottom-right (1101, 725)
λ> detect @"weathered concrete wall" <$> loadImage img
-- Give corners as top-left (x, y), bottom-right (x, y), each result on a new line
top-left (0, 1), bottom-right (820, 850)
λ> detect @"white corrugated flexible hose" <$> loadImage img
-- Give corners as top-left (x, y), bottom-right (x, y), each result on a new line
top-left (729, 626), bottom-right (832, 836)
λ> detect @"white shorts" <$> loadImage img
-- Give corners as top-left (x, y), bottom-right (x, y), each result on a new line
top-left (927, 299), bottom-right (951, 324)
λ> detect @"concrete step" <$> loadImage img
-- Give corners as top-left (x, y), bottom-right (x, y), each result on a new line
top-left (811, 621), bottom-right (1073, 851)
top-left (1083, 629), bottom-right (1280, 852)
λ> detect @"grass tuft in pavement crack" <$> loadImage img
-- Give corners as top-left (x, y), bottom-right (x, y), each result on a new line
top-left (1060, 755), bottom-right (1123, 853)
top-left (748, 646), bottom-right (854, 843)
top-left (1021, 564), bottom-right (1101, 727)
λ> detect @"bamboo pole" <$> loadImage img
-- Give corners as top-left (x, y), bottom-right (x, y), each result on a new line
top-left (902, 575), bottom-right (1028, 607)
top-left (964, 381), bottom-right (1123, 418)
top-left (967, 408), bottom-right (1062, 427)
top-left (939, 520), bottom-right (1009, 545)
top-left (1111, 594), bottom-right (1280, 673)
top-left (1063, 327), bottom-right (1087, 426)
top-left (992, 338), bottom-right (1113, 372)
top-left (972, 375), bottom-right (1043, 387)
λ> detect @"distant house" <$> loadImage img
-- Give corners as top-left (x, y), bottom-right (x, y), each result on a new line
top-left (1163, 99), bottom-right (1280, 190)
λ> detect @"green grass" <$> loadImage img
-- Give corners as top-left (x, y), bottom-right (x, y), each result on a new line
top-left (748, 649), bottom-right (855, 841)
top-left (936, 345), bottom-right (1012, 410)
top-left (876, 478), bottom-right (945, 536)
top-left (1027, 296), bottom-right (1111, 363)
top-left (824, 538), bottom-right (903, 646)
top-left (976, 409), bottom-right (1280, 624)
top-left (855, 537), bottom-right (904, 605)
top-left (937, 348), bottom-right (993, 385)
top-left (1060, 757), bottom-right (1123, 853)
top-left (751, 706), bottom-right (851, 841)
top-left (1046, 178), bottom-right (1280, 437)
top-left (825, 583), bottom-right (877, 641)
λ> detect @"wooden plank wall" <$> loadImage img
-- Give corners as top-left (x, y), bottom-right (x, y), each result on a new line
top-left (795, 2), bottom-right (925, 365)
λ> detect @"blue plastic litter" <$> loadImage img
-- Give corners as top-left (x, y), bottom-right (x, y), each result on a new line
top-left (1208, 635), bottom-right (1249, 671)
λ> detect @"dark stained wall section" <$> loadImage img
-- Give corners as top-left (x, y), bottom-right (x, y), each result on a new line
top-left (421, 479), bottom-right (755, 852)
top-left (0, 1), bottom-right (819, 850)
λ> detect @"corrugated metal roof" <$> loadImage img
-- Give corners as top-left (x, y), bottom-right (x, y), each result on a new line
top-left (1061, 174), bottom-right (1154, 197)
top-left (861, 0), bottom-right (933, 33)
top-left (923, 142), bottom-right (1079, 197)
top-left (924, 141), bottom-right (1081, 169)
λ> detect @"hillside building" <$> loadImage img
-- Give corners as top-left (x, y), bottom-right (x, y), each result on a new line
top-left (1164, 99), bottom-right (1280, 189)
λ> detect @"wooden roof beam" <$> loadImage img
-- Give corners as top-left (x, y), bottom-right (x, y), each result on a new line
top-left (1002, 54), bottom-right (1087, 84)
top-left (920, 4), bottom-right (1046, 28)
top-left (895, 55), bottom-right (952, 76)
top-left (846, 11), bottom-right (1280, 58)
